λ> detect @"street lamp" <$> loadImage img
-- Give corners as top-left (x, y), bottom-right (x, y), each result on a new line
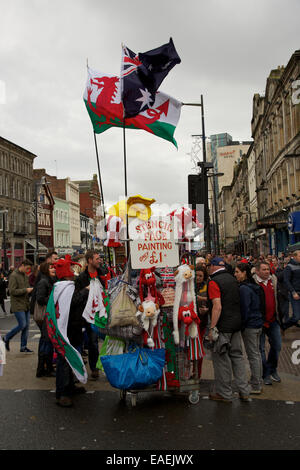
top-left (219, 209), bottom-right (226, 250)
top-left (0, 209), bottom-right (8, 273)
top-left (197, 161), bottom-right (214, 253)
top-left (207, 172), bottom-right (224, 254)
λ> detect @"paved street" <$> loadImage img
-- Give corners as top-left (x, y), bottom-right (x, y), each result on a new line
top-left (1, 313), bottom-right (300, 451)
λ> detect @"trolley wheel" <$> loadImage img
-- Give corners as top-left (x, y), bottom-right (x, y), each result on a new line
top-left (188, 390), bottom-right (200, 405)
top-left (120, 390), bottom-right (127, 401)
top-left (131, 393), bottom-right (137, 407)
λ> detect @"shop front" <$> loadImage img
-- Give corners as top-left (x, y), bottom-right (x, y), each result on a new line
top-left (288, 211), bottom-right (300, 245)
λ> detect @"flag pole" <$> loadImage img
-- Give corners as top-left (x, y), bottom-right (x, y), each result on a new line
top-left (93, 131), bottom-right (111, 267)
top-left (123, 117), bottom-right (132, 281)
top-left (121, 43), bottom-right (131, 280)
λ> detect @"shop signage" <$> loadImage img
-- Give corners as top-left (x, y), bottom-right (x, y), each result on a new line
top-left (129, 217), bottom-right (179, 269)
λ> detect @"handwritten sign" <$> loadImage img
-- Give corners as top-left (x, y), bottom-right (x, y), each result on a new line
top-left (129, 217), bottom-right (179, 269)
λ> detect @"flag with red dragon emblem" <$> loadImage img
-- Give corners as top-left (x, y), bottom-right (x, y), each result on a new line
top-left (45, 281), bottom-right (88, 384)
top-left (83, 67), bottom-right (182, 148)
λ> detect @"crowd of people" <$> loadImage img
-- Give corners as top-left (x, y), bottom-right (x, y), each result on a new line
top-left (194, 250), bottom-right (300, 402)
top-left (1, 250), bottom-right (111, 406)
top-left (1, 248), bottom-right (300, 406)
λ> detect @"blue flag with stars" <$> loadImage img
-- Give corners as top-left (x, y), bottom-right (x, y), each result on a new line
top-left (121, 38), bottom-right (181, 118)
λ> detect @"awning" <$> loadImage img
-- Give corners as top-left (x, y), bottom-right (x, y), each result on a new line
top-left (25, 239), bottom-right (48, 253)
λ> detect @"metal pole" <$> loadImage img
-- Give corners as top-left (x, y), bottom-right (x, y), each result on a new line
top-left (201, 95), bottom-right (207, 163)
top-left (93, 132), bottom-right (111, 266)
top-left (35, 182), bottom-right (39, 264)
top-left (212, 175), bottom-right (220, 254)
top-left (183, 99), bottom-right (211, 253)
top-left (123, 120), bottom-right (131, 283)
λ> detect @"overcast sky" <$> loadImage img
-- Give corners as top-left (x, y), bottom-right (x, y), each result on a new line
top-left (0, 0), bottom-right (299, 212)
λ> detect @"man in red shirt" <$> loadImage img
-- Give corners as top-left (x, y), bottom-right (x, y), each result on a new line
top-left (207, 257), bottom-right (250, 402)
top-left (253, 261), bottom-right (282, 386)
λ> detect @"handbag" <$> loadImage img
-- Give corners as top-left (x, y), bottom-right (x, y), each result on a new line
top-left (101, 345), bottom-right (166, 390)
top-left (33, 302), bottom-right (47, 323)
top-left (109, 284), bottom-right (139, 328)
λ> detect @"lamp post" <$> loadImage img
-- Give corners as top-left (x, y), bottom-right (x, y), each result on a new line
top-left (207, 172), bottom-right (224, 254)
top-left (184, 95), bottom-right (212, 253)
top-left (219, 209), bottom-right (226, 251)
top-left (0, 209), bottom-right (8, 273)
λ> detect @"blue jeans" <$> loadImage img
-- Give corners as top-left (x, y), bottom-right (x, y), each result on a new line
top-left (283, 294), bottom-right (300, 329)
top-left (259, 321), bottom-right (282, 378)
top-left (5, 310), bottom-right (30, 349)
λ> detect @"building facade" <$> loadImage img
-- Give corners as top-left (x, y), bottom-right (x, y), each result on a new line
top-left (252, 50), bottom-right (300, 254)
top-left (34, 170), bottom-right (81, 252)
top-left (31, 175), bottom-right (55, 260)
top-left (53, 197), bottom-right (72, 257)
top-left (0, 136), bottom-right (36, 268)
top-left (80, 213), bottom-right (94, 252)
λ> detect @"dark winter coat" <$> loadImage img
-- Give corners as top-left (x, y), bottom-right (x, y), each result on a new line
top-left (283, 259), bottom-right (300, 295)
top-left (0, 278), bottom-right (7, 301)
top-left (35, 274), bottom-right (56, 306)
top-left (239, 281), bottom-right (264, 329)
top-left (8, 269), bottom-right (31, 312)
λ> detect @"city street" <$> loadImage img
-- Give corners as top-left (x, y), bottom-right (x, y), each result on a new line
top-left (0, 0), bottom-right (299, 460)
top-left (1, 313), bottom-right (300, 451)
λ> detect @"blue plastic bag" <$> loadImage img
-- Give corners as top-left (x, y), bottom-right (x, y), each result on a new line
top-left (101, 346), bottom-right (166, 390)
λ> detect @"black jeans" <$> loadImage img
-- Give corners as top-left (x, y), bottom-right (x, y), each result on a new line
top-left (84, 322), bottom-right (99, 372)
top-left (55, 353), bottom-right (75, 399)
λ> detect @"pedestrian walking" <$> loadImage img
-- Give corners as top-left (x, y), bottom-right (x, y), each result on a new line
top-left (253, 261), bottom-right (282, 385)
top-left (282, 250), bottom-right (300, 330)
top-left (3, 259), bottom-right (34, 353)
top-left (276, 257), bottom-right (291, 328)
top-left (234, 262), bottom-right (264, 394)
top-left (207, 257), bottom-right (250, 403)
top-left (34, 262), bottom-right (56, 377)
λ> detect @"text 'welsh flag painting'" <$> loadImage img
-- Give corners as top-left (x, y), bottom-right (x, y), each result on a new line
top-left (83, 67), bottom-right (182, 147)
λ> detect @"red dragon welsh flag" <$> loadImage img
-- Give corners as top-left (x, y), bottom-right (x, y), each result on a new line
top-left (83, 67), bottom-right (182, 147)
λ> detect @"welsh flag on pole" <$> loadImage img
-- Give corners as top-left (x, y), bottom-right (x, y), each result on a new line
top-left (83, 67), bottom-right (182, 147)
top-left (45, 281), bottom-right (88, 384)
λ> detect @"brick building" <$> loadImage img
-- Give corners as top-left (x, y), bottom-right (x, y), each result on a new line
top-left (0, 136), bottom-right (36, 268)
top-left (33, 169), bottom-right (81, 251)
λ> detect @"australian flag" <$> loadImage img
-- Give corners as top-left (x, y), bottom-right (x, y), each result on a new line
top-left (121, 38), bottom-right (181, 118)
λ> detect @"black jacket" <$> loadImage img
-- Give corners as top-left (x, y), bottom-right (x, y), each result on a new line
top-left (208, 270), bottom-right (241, 333)
top-left (239, 281), bottom-right (264, 329)
top-left (283, 259), bottom-right (300, 295)
top-left (36, 274), bottom-right (56, 306)
top-left (0, 278), bottom-right (7, 300)
top-left (30, 274), bottom-right (55, 314)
